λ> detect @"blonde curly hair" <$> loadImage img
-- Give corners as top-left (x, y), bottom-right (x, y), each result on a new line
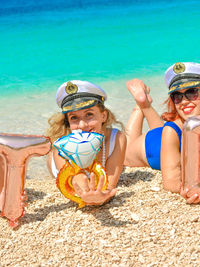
top-left (46, 103), bottom-right (124, 143)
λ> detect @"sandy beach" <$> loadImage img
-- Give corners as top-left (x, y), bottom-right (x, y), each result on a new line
top-left (1, 156), bottom-right (200, 266)
top-left (1, 83), bottom-right (200, 266)
top-left (1, 0), bottom-right (200, 264)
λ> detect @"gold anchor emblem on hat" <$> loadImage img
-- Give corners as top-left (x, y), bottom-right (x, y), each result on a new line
top-left (173, 62), bottom-right (185, 74)
top-left (65, 82), bottom-right (78, 94)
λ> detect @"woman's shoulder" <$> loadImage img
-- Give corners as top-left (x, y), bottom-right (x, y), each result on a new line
top-left (105, 127), bottom-right (125, 139)
top-left (105, 128), bottom-right (126, 159)
top-left (162, 119), bottom-right (182, 145)
top-left (164, 119), bottom-right (183, 131)
top-left (111, 128), bottom-right (126, 148)
top-left (105, 127), bottom-right (126, 147)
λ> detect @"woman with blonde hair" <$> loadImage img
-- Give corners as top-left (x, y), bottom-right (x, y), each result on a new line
top-left (46, 80), bottom-right (126, 206)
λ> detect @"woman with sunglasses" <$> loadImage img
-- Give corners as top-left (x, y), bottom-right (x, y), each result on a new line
top-left (124, 62), bottom-right (200, 204)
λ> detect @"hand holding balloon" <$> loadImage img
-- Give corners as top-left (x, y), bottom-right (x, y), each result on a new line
top-left (54, 131), bottom-right (108, 207)
top-left (72, 172), bottom-right (117, 205)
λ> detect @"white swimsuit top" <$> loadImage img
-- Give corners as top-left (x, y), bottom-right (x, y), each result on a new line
top-left (51, 128), bottom-right (119, 178)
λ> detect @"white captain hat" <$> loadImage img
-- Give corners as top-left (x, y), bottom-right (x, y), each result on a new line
top-left (56, 80), bottom-right (107, 113)
top-left (165, 62), bottom-right (200, 94)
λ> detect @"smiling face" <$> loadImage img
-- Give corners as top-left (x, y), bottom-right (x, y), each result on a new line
top-left (67, 105), bottom-right (107, 133)
top-left (172, 88), bottom-right (200, 121)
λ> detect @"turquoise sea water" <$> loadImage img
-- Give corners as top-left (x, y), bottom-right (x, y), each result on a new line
top-left (1, 0), bottom-right (200, 97)
top-left (0, 0), bottom-right (200, 135)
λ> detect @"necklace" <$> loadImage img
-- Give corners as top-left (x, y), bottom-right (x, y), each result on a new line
top-left (84, 131), bottom-right (106, 178)
top-left (102, 131), bottom-right (106, 167)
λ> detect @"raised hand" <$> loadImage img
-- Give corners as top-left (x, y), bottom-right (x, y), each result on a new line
top-left (73, 172), bottom-right (117, 205)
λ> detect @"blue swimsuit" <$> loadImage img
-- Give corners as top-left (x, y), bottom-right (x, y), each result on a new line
top-left (145, 121), bottom-right (182, 170)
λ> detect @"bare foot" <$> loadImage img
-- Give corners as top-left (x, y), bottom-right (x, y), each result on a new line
top-left (126, 79), bottom-right (152, 109)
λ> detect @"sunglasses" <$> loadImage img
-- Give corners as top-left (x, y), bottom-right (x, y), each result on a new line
top-left (170, 88), bottom-right (199, 104)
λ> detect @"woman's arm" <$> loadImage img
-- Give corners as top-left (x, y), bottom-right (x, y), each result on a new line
top-left (47, 131), bottom-right (126, 205)
top-left (105, 131), bottom-right (127, 190)
top-left (47, 149), bottom-right (113, 205)
top-left (161, 126), bottom-right (200, 204)
top-left (161, 125), bottom-right (182, 193)
top-left (72, 130), bottom-right (127, 205)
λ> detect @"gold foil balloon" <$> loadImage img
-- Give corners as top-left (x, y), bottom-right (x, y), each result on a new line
top-left (56, 160), bottom-right (108, 208)
top-left (54, 131), bottom-right (108, 207)
top-left (0, 133), bottom-right (51, 228)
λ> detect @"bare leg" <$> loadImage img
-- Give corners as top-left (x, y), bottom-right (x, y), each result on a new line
top-left (126, 105), bottom-right (144, 144)
top-left (124, 105), bottom-right (147, 166)
top-left (124, 79), bottom-right (164, 167)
